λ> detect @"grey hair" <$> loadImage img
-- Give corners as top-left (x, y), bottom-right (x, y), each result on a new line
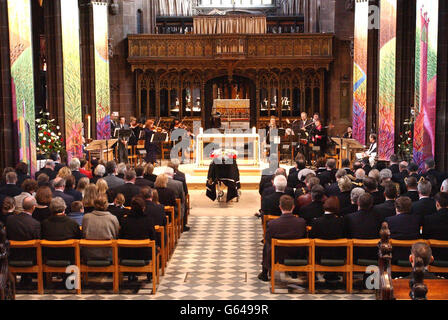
top-left (338, 176), bottom-right (353, 193)
top-left (368, 169), bottom-right (380, 183)
top-left (275, 167), bottom-right (287, 177)
top-left (117, 163), bottom-right (127, 175)
top-left (351, 187), bottom-right (366, 204)
top-left (69, 158), bottom-right (81, 171)
top-left (164, 166), bottom-right (175, 177)
top-left (335, 169), bottom-right (347, 180)
top-left (418, 180), bottom-right (432, 196)
top-left (273, 175), bottom-right (287, 192)
top-left (355, 169), bottom-right (366, 180)
top-left (379, 169), bottom-right (393, 181)
top-left (49, 197), bottom-right (67, 214)
top-left (45, 159), bottom-right (55, 167)
top-left (441, 179), bottom-right (448, 193)
top-left (53, 177), bottom-right (66, 189)
top-left (94, 164), bottom-right (106, 177)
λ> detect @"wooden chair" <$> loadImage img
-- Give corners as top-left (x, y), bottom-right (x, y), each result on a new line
top-left (136, 140), bottom-right (145, 163)
top-left (390, 239), bottom-right (427, 273)
top-left (40, 240), bottom-right (81, 294)
top-left (262, 215), bottom-right (280, 241)
top-left (127, 145), bottom-right (137, 166)
top-left (351, 239), bottom-right (380, 291)
top-left (428, 239), bottom-right (448, 274)
top-left (154, 225), bottom-right (166, 276)
top-left (8, 240), bottom-right (43, 294)
top-left (271, 238), bottom-right (315, 294)
top-left (161, 142), bottom-right (171, 160)
top-left (116, 239), bottom-right (159, 294)
top-left (79, 240), bottom-right (119, 293)
top-left (314, 239), bottom-right (353, 293)
top-left (392, 278), bottom-right (448, 300)
top-left (164, 206), bottom-right (175, 258)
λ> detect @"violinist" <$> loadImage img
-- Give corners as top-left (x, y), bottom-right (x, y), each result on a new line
top-left (117, 116), bottom-right (129, 164)
top-left (310, 119), bottom-right (327, 157)
top-left (129, 116), bottom-right (141, 147)
top-left (144, 119), bottom-right (158, 164)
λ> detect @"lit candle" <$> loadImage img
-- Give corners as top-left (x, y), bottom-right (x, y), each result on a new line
top-left (87, 115), bottom-right (91, 140)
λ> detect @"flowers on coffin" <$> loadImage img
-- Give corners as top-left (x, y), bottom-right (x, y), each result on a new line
top-left (209, 149), bottom-right (238, 160)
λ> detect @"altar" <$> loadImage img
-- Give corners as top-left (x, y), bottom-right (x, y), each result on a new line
top-left (195, 127), bottom-right (260, 167)
top-left (212, 99), bottom-right (250, 130)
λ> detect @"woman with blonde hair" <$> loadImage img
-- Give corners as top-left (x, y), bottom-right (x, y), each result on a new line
top-left (83, 184), bottom-right (99, 214)
top-left (57, 167), bottom-right (72, 180)
top-left (76, 177), bottom-right (90, 196)
top-left (143, 162), bottom-right (157, 183)
top-left (96, 178), bottom-right (109, 196)
top-left (154, 174), bottom-right (176, 208)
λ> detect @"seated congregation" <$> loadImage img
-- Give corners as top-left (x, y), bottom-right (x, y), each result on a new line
top-left (0, 154), bottom-right (189, 294)
top-left (257, 155), bottom-right (448, 293)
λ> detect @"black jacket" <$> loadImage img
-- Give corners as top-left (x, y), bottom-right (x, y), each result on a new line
top-left (112, 183), bottom-right (142, 207)
top-left (145, 200), bottom-right (167, 247)
top-left (403, 190), bottom-right (419, 202)
top-left (0, 184), bottom-right (22, 198)
top-left (53, 190), bottom-right (74, 213)
top-left (41, 215), bottom-right (82, 262)
top-left (422, 208), bottom-right (448, 261)
top-left (339, 203), bottom-right (358, 217)
top-left (32, 207), bottom-right (52, 223)
top-left (411, 197), bottom-right (437, 225)
top-left (119, 214), bottom-right (156, 261)
top-left (389, 164), bottom-right (399, 175)
top-left (299, 201), bottom-right (324, 225)
top-left (325, 182), bottom-right (341, 197)
top-left (337, 191), bottom-right (352, 211)
top-left (309, 213), bottom-right (346, 261)
top-left (261, 186), bottom-right (294, 199)
top-left (385, 212), bottom-right (421, 262)
top-left (373, 200), bottom-right (396, 223)
top-left (262, 213), bottom-right (306, 270)
top-left (345, 209), bottom-right (381, 260)
top-left (71, 170), bottom-right (87, 185)
top-left (174, 171), bottom-right (188, 195)
top-left (317, 169), bottom-right (336, 187)
top-left (6, 212), bottom-right (41, 261)
top-left (35, 167), bottom-right (57, 181)
top-left (261, 192), bottom-right (285, 216)
top-left (65, 189), bottom-right (83, 202)
top-left (155, 187), bottom-right (177, 210)
top-left (287, 167), bottom-right (299, 189)
top-left (370, 191), bottom-right (386, 205)
top-left (135, 177), bottom-right (154, 188)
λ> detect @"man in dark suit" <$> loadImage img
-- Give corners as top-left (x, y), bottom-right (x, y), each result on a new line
top-left (261, 173), bottom-right (295, 199)
top-left (134, 166), bottom-right (154, 188)
top-left (423, 158), bottom-right (445, 191)
top-left (345, 193), bottom-right (380, 261)
top-left (341, 159), bottom-right (354, 176)
top-left (340, 187), bottom-right (365, 216)
top-left (287, 159), bottom-right (306, 189)
top-left (388, 154), bottom-right (400, 175)
top-left (403, 176), bottom-right (419, 202)
top-left (261, 175), bottom-right (289, 216)
top-left (325, 169), bottom-right (347, 197)
top-left (69, 158), bottom-right (87, 186)
top-left (393, 161), bottom-right (409, 195)
top-left (363, 177), bottom-right (385, 205)
top-left (318, 158), bottom-right (337, 188)
top-left (112, 170), bottom-right (141, 207)
top-left (103, 161), bottom-right (125, 189)
top-left (141, 187), bottom-right (167, 248)
top-left (385, 196), bottom-right (421, 263)
top-left (412, 179), bottom-right (437, 224)
top-left (52, 177), bottom-right (74, 213)
top-left (373, 182), bottom-right (397, 223)
top-left (169, 159), bottom-right (189, 197)
top-left (0, 172), bottom-right (22, 198)
top-left (299, 184), bottom-right (325, 225)
top-left (35, 160), bottom-right (57, 181)
top-left (422, 192), bottom-right (448, 261)
top-left (258, 195), bottom-right (306, 281)
top-left (6, 196), bottom-right (41, 284)
top-left (259, 154), bottom-right (279, 196)
top-left (49, 152), bottom-right (65, 174)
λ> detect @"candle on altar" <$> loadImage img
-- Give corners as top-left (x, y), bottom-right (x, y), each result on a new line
top-left (87, 115), bottom-right (91, 140)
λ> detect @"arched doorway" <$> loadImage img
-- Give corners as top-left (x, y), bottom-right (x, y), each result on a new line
top-left (204, 75), bottom-right (256, 129)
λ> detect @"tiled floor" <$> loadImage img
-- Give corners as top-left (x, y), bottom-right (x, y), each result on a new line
top-left (15, 191), bottom-right (375, 300)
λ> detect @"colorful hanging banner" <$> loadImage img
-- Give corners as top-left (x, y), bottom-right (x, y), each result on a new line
top-left (93, 2), bottom-right (111, 140)
top-left (378, 0), bottom-right (397, 160)
top-left (7, 0), bottom-right (37, 175)
top-left (61, 0), bottom-right (83, 162)
top-left (413, 0), bottom-right (438, 169)
top-left (352, 0), bottom-right (368, 145)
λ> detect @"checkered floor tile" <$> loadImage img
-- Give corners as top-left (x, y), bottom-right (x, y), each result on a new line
top-left (15, 216), bottom-right (375, 300)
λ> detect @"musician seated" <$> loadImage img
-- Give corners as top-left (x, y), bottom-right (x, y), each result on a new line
top-left (356, 133), bottom-right (377, 167)
top-left (343, 126), bottom-right (353, 139)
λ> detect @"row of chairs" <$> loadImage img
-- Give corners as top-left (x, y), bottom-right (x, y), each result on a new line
top-left (8, 197), bottom-right (192, 295)
top-left (271, 238), bottom-right (448, 293)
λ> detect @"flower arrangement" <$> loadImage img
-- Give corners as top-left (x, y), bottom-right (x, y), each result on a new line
top-left (397, 117), bottom-right (414, 162)
top-left (210, 149), bottom-right (238, 160)
top-left (36, 111), bottom-right (64, 156)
